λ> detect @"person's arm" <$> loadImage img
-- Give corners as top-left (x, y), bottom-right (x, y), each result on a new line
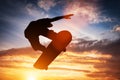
top-left (50, 14), bottom-right (74, 22)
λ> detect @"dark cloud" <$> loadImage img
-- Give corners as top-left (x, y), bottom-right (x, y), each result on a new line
top-left (0, 47), bottom-right (38, 57)
top-left (113, 25), bottom-right (120, 32)
top-left (67, 36), bottom-right (120, 79)
top-left (68, 38), bottom-right (120, 56)
top-left (87, 55), bottom-right (120, 80)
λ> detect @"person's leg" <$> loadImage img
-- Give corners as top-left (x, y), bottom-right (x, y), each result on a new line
top-left (43, 30), bottom-right (66, 51)
top-left (43, 30), bottom-right (57, 40)
top-left (27, 37), bottom-right (46, 51)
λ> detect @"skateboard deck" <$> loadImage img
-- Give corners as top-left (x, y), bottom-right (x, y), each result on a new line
top-left (34, 30), bottom-right (72, 70)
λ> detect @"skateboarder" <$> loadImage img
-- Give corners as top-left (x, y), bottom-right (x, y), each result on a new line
top-left (24, 14), bottom-right (73, 52)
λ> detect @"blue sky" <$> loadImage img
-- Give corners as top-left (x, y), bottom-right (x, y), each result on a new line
top-left (0, 0), bottom-right (120, 50)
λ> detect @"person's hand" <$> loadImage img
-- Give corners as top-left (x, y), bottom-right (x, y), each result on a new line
top-left (64, 14), bottom-right (74, 19)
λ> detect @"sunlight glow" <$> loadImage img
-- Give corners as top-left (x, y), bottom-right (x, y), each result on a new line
top-left (86, 53), bottom-right (98, 58)
top-left (27, 76), bottom-right (35, 80)
top-left (0, 49), bottom-right (113, 80)
top-left (25, 71), bottom-right (38, 80)
top-left (83, 51), bottom-right (112, 59)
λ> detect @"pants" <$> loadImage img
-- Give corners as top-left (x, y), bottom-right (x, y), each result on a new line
top-left (26, 30), bottom-right (57, 51)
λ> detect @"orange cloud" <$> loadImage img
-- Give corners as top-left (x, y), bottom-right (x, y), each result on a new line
top-left (0, 47), bottom-right (119, 80)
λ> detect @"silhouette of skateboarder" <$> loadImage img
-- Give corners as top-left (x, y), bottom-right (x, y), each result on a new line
top-left (24, 14), bottom-right (73, 52)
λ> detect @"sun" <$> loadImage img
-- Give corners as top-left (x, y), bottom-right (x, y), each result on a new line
top-left (27, 76), bottom-right (35, 80)
top-left (26, 73), bottom-right (37, 80)
top-left (25, 70), bottom-right (39, 80)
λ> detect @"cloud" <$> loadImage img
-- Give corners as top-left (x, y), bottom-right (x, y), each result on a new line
top-left (0, 47), bottom-right (37, 68)
top-left (25, 3), bottom-right (49, 19)
top-left (87, 55), bottom-right (120, 80)
top-left (0, 47), bottom-right (119, 80)
top-left (67, 23), bottom-right (120, 56)
top-left (68, 38), bottom-right (120, 56)
top-left (63, 0), bottom-right (98, 29)
top-left (101, 24), bottom-right (120, 41)
top-left (50, 67), bottom-right (91, 73)
top-left (0, 47), bottom-right (90, 80)
top-left (64, 0), bottom-right (112, 25)
top-left (53, 0), bottom-right (114, 39)
top-left (113, 25), bottom-right (120, 32)
top-left (37, 0), bottom-right (56, 11)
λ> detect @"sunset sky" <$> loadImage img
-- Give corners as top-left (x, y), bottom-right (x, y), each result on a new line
top-left (0, 0), bottom-right (120, 80)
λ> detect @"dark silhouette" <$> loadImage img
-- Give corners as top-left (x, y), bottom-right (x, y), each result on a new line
top-left (24, 14), bottom-right (73, 52)
top-left (34, 30), bottom-right (72, 69)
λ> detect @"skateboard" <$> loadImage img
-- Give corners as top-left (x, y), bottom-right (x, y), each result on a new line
top-left (34, 30), bottom-right (72, 70)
